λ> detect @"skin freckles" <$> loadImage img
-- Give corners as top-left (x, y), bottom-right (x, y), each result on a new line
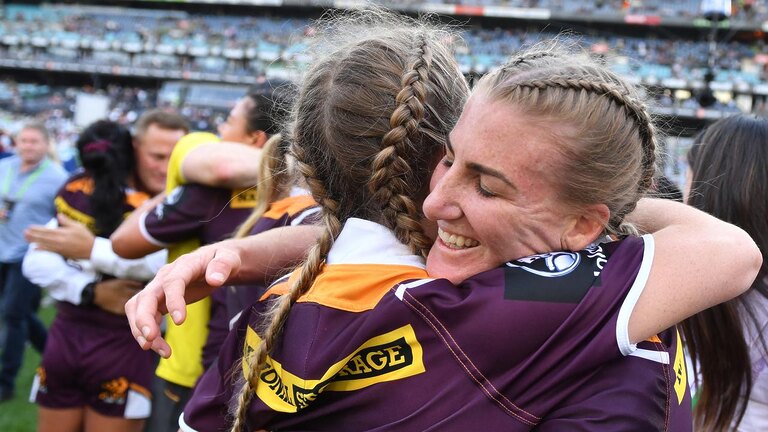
top-left (423, 94), bottom-right (579, 284)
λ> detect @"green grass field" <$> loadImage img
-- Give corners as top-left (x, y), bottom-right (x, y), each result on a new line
top-left (0, 305), bottom-right (55, 432)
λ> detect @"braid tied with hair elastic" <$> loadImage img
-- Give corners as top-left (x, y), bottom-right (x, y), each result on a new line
top-left (229, 139), bottom-right (343, 432)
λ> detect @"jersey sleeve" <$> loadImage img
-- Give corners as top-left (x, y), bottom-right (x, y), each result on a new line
top-left (180, 305), bottom-right (257, 432)
top-left (21, 218), bottom-right (97, 305)
top-left (166, 132), bottom-right (219, 192)
top-left (139, 184), bottom-right (219, 247)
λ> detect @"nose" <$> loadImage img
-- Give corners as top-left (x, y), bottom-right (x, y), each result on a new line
top-left (423, 165), bottom-right (462, 223)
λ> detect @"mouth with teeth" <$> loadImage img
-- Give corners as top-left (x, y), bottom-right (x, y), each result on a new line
top-left (437, 227), bottom-right (479, 249)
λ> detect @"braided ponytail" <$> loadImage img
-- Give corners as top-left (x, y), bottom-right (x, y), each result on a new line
top-left (228, 9), bottom-right (468, 430)
top-left (229, 142), bottom-right (343, 432)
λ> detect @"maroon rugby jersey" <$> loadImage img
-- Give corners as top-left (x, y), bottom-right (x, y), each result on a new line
top-left (141, 183), bottom-right (257, 369)
top-left (54, 172), bottom-right (150, 325)
top-left (225, 193), bottom-right (319, 322)
top-left (181, 218), bottom-right (691, 431)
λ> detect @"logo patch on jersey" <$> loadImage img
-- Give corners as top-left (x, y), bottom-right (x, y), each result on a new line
top-left (506, 251), bottom-right (581, 277)
top-left (503, 244), bottom-right (610, 303)
top-left (99, 377), bottom-right (129, 405)
top-left (230, 188), bottom-right (257, 209)
top-left (243, 324), bottom-right (425, 413)
top-left (673, 329), bottom-right (687, 405)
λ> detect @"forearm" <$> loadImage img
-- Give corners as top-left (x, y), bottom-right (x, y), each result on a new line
top-left (22, 246), bottom-right (96, 305)
top-left (626, 198), bottom-right (723, 234)
top-left (223, 225), bottom-right (321, 285)
top-left (181, 142), bottom-right (262, 188)
top-left (90, 237), bottom-right (167, 281)
top-left (626, 198), bottom-right (762, 343)
top-left (112, 194), bottom-right (167, 258)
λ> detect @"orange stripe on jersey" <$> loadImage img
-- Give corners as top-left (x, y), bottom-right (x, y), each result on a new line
top-left (126, 190), bottom-right (151, 209)
top-left (262, 264), bottom-right (428, 312)
top-left (646, 335), bottom-right (662, 343)
top-left (263, 195), bottom-right (317, 219)
top-left (129, 382), bottom-right (152, 398)
top-left (65, 176), bottom-right (94, 194)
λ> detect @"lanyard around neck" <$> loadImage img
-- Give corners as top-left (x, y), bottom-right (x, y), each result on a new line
top-left (1, 159), bottom-right (50, 201)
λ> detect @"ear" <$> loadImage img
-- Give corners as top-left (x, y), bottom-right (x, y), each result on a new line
top-left (562, 203), bottom-right (610, 251)
top-left (249, 130), bottom-right (268, 149)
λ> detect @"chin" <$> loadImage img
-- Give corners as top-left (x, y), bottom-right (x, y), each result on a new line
top-left (425, 257), bottom-right (464, 285)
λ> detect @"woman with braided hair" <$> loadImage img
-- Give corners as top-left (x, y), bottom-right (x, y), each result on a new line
top-left (134, 12), bottom-right (759, 431)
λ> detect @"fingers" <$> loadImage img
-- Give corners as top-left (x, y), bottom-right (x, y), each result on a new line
top-left (205, 248), bottom-right (241, 286)
top-left (150, 336), bottom-right (172, 359)
top-left (130, 286), bottom-right (165, 345)
top-left (24, 226), bottom-right (56, 244)
top-left (57, 213), bottom-right (76, 227)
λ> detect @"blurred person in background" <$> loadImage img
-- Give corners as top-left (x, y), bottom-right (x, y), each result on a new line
top-left (682, 114), bottom-right (768, 431)
top-left (111, 84), bottom-right (293, 432)
top-left (24, 109), bottom-right (189, 263)
top-left (24, 120), bottom-right (168, 432)
top-left (0, 122), bottom-right (67, 402)
top-left (0, 130), bottom-right (13, 160)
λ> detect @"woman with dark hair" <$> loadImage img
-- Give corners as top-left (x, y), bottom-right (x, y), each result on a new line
top-left (683, 114), bottom-right (768, 431)
top-left (23, 120), bottom-right (165, 432)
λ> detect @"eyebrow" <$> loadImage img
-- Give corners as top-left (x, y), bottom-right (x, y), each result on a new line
top-left (446, 135), bottom-right (516, 190)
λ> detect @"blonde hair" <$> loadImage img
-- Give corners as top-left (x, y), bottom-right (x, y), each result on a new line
top-left (229, 9), bottom-right (468, 431)
top-left (232, 134), bottom-right (291, 238)
top-left (475, 44), bottom-right (658, 236)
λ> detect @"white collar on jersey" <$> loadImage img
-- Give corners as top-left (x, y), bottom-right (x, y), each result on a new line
top-left (326, 218), bottom-right (426, 268)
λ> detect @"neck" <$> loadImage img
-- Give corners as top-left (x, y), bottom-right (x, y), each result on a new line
top-left (20, 158), bottom-right (43, 173)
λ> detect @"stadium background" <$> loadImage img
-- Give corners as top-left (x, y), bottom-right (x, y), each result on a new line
top-left (0, 1), bottom-right (765, 426)
top-left (0, 0), bottom-right (766, 185)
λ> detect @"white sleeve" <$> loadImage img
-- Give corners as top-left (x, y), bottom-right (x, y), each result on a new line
top-left (22, 241), bottom-right (97, 305)
top-left (616, 233), bottom-right (655, 356)
top-left (90, 236), bottom-right (167, 282)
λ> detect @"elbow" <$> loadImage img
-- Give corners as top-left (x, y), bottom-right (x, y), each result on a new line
top-left (210, 163), bottom-right (236, 186)
top-left (110, 232), bottom-right (136, 259)
top-left (734, 227), bottom-right (764, 296)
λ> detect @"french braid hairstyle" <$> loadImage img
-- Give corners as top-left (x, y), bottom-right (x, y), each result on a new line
top-left (229, 9), bottom-right (469, 431)
top-left (232, 133), bottom-right (291, 238)
top-left (476, 43), bottom-right (659, 237)
top-left (75, 120), bottom-right (135, 236)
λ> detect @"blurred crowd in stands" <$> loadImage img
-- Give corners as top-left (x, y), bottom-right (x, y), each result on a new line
top-left (0, 1), bottom-right (766, 177)
top-left (0, 3), bottom-right (767, 87)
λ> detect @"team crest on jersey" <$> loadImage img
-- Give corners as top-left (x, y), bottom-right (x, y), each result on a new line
top-left (99, 377), bottom-right (129, 405)
top-left (506, 251), bottom-right (581, 277)
top-left (243, 325), bottom-right (425, 413)
top-left (503, 244), bottom-right (611, 304)
top-left (154, 186), bottom-right (185, 221)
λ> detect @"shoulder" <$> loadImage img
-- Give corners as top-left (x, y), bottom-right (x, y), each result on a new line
top-left (171, 132), bottom-right (220, 161)
top-left (0, 155), bottom-right (16, 169)
top-left (167, 132), bottom-right (220, 189)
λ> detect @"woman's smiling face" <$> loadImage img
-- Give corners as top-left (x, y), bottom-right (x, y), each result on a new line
top-left (423, 93), bottom-right (580, 284)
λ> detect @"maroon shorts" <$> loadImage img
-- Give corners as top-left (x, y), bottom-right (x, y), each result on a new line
top-left (32, 302), bottom-right (156, 418)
